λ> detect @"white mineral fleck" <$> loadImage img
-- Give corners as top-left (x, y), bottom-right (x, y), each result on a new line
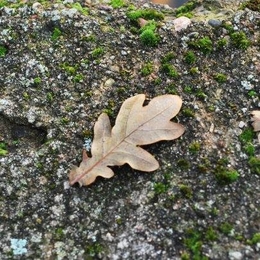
top-left (117, 238), bottom-right (129, 249)
top-left (27, 107), bottom-right (37, 123)
top-left (238, 121), bottom-right (246, 128)
top-left (0, 99), bottom-right (13, 112)
top-left (241, 80), bottom-right (253, 90)
top-left (228, 251), bottom-right (243, 260)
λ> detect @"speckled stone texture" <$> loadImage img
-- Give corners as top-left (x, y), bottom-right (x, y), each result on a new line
top-left (0, 0), bottom-right (259, 259)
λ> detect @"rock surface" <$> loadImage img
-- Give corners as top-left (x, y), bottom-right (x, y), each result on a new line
top-left (0, 0), bottom-right (260, 259)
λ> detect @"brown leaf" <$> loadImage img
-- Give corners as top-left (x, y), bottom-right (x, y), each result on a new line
top-left (251, 110), bottom-right (260, 132)
top-left (69, 94), bottom-right (185, 186)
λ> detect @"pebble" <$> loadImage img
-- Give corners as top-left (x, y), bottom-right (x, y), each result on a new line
top-left (0, 99), bottom-right (13, 112)
top-left (238, 121), bottom-right (246, 128)
top-left (241, 80), bottom-right (253, 90)
top-left (104, 78), bottom-right (115, 88)
top-left (173, 16), bottom-right (191, 32)
top-left (32, 2), bottom-right (43, 13)
top-left (110, 65), bottom-right (120, 72)
top-left (228, 251), bottom-right (243, 260)
top-left (208, 19), bottom-right (222, 28)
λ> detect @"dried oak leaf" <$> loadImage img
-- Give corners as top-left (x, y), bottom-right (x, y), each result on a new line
top-left (251, 110), bottom-right (260, 132)
top-left (69, 94), bottom-right (185, 186)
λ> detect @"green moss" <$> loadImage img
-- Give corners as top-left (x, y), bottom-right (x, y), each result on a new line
top-left (127, 9), bottom-right (164, 22)
top-left (210, 207), bottom-right (219, 217)
top-left (160, 63), bottom-right (178, 78)
top-left (177, 159), bottom-right (190, 170)
top-left (82, 34), bottom-right (96, 42)
top-left (51, 27), bottom-right (62, 41)
top-left (85, 242), bottom-right (104, 257)
top-left (197, 37), bottom-right (213, 54)
top-left (217, 38), bottom-right (228, 48)
top-left (0, 0), bottom-right (7, 8)
top-left (153, 78), bottom-right (162, 85)
top-left (140, 29), bottom-right (159, 47)
top-left (248, 233), bottom-right (260, 245)
top-left (184, 51), bottom-right (196, 64)
top-left (91, 47), bottom-right (104, 59)
top-left (197, 164), bottom-right (208, 173)
top-left (60, 117), bottom-right (70, 125)
top-left (110, 0), bottom-right (125, 8)
top-left (141, 62), bottom-right (154, 76)
top-left (176, 1), bottom-right (197, 17)
top-left (184, 229), bottom-right (208, 260)
top-left (215, 169), bottom-right (239, 185)
top-left (248, 90), bottom-right (257, 98)
top-left (34, 77), bottom-right (42, 85)
top-left (115, 216), bottom-right (123, 225)
top-left (103, 100), bottom-right (115, 117)
top-left (190, 67), bottom-right (199, 74)
top-left (184, 86), bottom-right (193, 94)
top-left (70, 2), bottom-right (88, 15)
top-left (244, 143), bottom-right (255, 156)
top-left (206, 104), bottom-right (215, 112)
top-left (36, 162), bottom-right (44, 170)
top-left (188, 141), bottom-right (201, 154)
top-left (248, 157), bottom-right (260, 175)
top-left (116, 87), bottom-right (127, 94)
top-left (139, 20), bottom-right (157, 32)
top-left (179, 184), bottom-right (193, 199)
top-left (182, 108), bottom-right (195, 117)
top-left (73, 73), bottom-right (84, 83)
top-left (161, 52), bottom-right (175, 63)
top-left (214, 73), bottom-right (227, 83)
top-left (205, 227), bottom-right (218, 241)
top-left (181, 252), bottom-right (190, 260)
top-left (219, 222), bottom-right (233, 235)
top-left (235, 234), bottom-right (244, 241)
top-left (0, 142), bottom-right (8, 156)
top-left (221, 22), bottom-right (235, 33)
top-left (54, 228), bottom-right (65, 240)
top-left (23, 92), bottom-right (30, 100)
top-left (61, 62), bottom-right (79, 76)
top-left (230, 31), bottom-right (250, 49)
top-left (189, 36), bottom-right (213, 54)
top-left (239, 128), bottom-right (255, 144)
top-left (46, 92), bottom-right (54, 102)
top-left (153, 182), bottom-right (168, 195)
top-left (0, 45), bottom-right (7, 57)
top-left (165, 83), bottom-right (178, 95)
top-left (129, 18), bottom-right (160, 47)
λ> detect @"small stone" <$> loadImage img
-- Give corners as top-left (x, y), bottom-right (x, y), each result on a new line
top-left (0, 99), bottom-right (13, 112)
top-left (117, 238), bottom-right (128, 249)
top-left (228, 251), bottom-right (243, 260)
top-left (105, 232), bottom-right (114, 242)
top-left (138, 18), bottom-right (148, 28)
top-left (104, 78), bottom-right (115, 88)
top-left (32, 2), bottom-right (43, 13)
top-left (63, 0), bottom-right (74, 3)
top-left (241, 80), bottom-right (253, 90)
top-left (208, 19), bottom-right (222, 28)
top-left (173, 16), bottom-right (191, 32)
top-left (238, 121), bottom-right (246, 128)
top-left (110, 65), bottom-right (120, 73)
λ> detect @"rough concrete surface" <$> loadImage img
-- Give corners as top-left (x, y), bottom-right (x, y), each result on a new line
top-left (0, 0), bottom-right (260, 259)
